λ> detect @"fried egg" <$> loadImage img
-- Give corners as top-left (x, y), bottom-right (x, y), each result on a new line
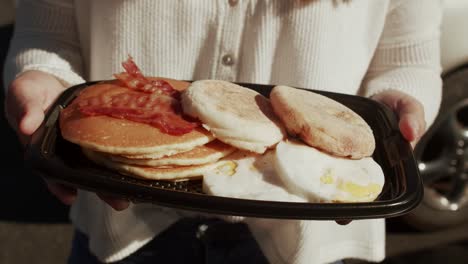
top-left (274, 140), bottom-right (385, 202)
top-left (202, 151), bottom-right (306, 202)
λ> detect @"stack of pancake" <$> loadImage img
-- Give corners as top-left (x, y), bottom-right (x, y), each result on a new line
top-left (59, 79), bottom-right (236, 180)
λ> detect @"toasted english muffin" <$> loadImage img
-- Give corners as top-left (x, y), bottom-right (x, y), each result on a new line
top-left (181, 80), bottom-right (286, 154)
top-left (270, 85), bottom-right (375, 159)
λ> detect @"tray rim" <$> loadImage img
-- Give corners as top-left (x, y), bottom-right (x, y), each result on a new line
top-left (25, 80), bottom-right (424, 220)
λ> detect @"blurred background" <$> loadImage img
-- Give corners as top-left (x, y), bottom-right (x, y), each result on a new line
top-left (1, 0), bottom-right (467, 263)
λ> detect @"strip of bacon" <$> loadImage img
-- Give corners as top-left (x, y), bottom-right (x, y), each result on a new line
top-left (78, 91), bottom-right (198, 136)
top-left (114, 56), bottom-right (178, 97)
top-left (79, 56), bottom-right (197, 135)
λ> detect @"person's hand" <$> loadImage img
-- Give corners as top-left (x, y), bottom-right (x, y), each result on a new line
top-left (371, 89), bottom-right (426, 146)
top-left (5, 70), bottom-right (67, 146)
top-left (335, 90), bottom-right (425, 226)
top-left (5, 70), bottom-right (130, 211)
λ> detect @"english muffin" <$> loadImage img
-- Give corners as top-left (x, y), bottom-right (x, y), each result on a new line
top-left (181, 80), bottom-right (286, 154)
top-left (270, 85), bottom-right (375, 159)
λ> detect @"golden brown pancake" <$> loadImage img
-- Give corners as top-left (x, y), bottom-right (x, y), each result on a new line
top-left (100, 140), bottom-right (236, 166)
top-left (118, 147), bottom-right (196, 160)
top-left (82, 148), bottom-right (219, 180)
top-left (60, 79), bottom-right (213, 155)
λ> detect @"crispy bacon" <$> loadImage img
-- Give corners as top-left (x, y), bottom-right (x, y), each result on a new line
top-left (78, 55), bottom-right (199, 135)
top-left (79, 91), bottom-right (198, 136)
top-left (114, 56), bottom-right (178, 97)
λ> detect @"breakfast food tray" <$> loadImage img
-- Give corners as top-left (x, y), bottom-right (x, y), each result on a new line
top-left (25, 81), bottom-right (423, 220)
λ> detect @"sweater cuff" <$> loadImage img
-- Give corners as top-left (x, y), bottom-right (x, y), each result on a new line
top-left (20, 65), bottom-right (85, 88)
top-left (3, 47), bottom-right (85, 91)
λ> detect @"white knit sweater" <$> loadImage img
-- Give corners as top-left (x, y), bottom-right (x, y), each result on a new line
top-left (4, 0), bottom-right (443, 263)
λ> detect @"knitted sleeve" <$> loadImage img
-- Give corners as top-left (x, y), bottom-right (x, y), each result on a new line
top-left (3, 0), bottom-right (85, 91)
top-left (361, 0), bottom-right (443, 127)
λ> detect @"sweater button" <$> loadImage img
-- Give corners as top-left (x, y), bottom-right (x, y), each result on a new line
top-left (228, 0), bottom-right (238, 7)
top-left (196, 224), bottom-right (209, 239)
top-left (222, 54), bottom-right (235, 66)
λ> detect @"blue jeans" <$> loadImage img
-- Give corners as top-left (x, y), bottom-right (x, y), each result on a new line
top-left (68, 217), bottom-right (269, 264)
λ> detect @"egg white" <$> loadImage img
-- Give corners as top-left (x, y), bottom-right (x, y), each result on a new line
top-left (274, 140), bottom-right (385, 202)
top-left (202, 151), bottom-right (306, 202)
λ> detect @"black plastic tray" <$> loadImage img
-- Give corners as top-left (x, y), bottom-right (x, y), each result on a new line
top-left (25, 81), bottom-right (423, 220)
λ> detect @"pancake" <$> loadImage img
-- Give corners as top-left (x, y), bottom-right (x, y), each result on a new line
top-left (82, 148), bottom-right (219, 180)
top-left (274, 140), bottom-right (384, 203)
top-left (102, 140), bottom-right (236, 166)
top-left (118, 147), bottom-right (198, 160)
top-left (270, 85), bottom-right (375, 159)
top-left (60, 79), bottom-right (213, 155)
top-left (181, 80), bottom-right (285, 154)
